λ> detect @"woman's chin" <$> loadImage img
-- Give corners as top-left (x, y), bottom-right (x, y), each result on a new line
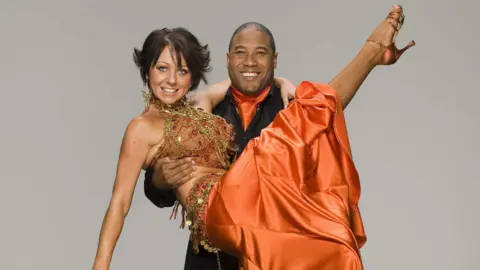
top-left (156, 93), bottom-right (186, 105)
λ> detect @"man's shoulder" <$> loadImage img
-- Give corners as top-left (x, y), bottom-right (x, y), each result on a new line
top-left (267, 84), bottom-right (289, 109)
top-left (212, 92), bottom-right (232, 116)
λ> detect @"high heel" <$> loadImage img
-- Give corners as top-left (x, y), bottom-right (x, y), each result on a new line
top-left (367, 39), bottom-right (415, 65)
top-left (366, 5), bottom-right (416, 65)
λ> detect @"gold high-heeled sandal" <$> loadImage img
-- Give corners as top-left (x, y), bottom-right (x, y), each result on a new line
top-left (367, 5), bottom-right (416, 65)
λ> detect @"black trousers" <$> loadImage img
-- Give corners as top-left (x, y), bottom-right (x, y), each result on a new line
top-left (183, 240), bottom-right (239, 270)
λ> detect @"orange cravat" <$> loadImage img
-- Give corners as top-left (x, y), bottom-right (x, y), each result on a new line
top-left (231, 85), bottom-right (271, 130)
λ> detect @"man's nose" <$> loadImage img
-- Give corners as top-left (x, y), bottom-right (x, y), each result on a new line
top-left (243, 53), bottom-right (258, 66)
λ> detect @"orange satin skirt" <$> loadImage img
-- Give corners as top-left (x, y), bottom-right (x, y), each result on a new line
top-left (191, 81), bottom-right (366, 270)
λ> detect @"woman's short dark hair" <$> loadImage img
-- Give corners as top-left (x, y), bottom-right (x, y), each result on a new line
top-left (133, 27), bottom-right (211, 91)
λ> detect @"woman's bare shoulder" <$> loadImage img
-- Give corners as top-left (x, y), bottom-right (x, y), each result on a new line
top-left (124, 112), bottom-right (166, 145)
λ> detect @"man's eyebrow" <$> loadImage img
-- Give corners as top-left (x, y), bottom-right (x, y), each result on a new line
top-left (232, 45), bottom-right (270, 51)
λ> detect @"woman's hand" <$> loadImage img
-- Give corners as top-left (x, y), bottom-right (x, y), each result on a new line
top-left (274, 77), bottom-right (296, 108)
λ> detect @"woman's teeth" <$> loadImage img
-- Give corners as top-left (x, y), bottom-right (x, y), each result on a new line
top-left (163, 88), bottom-right (177, 93)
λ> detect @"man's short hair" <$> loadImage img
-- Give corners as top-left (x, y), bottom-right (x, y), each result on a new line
top-left (228, 22), bottom-right (276, 53)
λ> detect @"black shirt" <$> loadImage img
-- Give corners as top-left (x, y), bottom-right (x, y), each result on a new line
top-left (143, 84), bottom-right (287, 270)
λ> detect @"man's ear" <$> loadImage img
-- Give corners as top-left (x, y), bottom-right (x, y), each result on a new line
top-left (273, 52), bottom-right (278, 69)
top-left (226, 53), bottom-right (230, 68)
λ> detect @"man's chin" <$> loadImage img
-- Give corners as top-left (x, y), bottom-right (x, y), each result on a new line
top-left (236, 83), bottom-right (262, 95)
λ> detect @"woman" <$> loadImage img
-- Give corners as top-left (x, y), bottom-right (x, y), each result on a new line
top-left (93, 6), bottom-right (414, 270)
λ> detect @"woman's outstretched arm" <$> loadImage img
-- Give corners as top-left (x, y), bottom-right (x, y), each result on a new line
top-left (188, 77), bottom-right (297, 112)
top-left (93, 117), bottom-right (153, 270)
top-left (187, 80), bottom-right (231, 113)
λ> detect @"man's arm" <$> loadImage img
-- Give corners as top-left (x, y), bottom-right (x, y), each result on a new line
top-left (144, 157), bottom-right (196, 208)
top-left (143, 167), bottom-right (176, 208)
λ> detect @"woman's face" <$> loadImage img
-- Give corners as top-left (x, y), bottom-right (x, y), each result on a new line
top-left (148, 46), bottom-right (191, 105)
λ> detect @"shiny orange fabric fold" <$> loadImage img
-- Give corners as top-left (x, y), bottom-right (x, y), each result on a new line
top-left (206, 81), bottom-right (366, 270)
top-left (231, 85), bottom-right (271, 130)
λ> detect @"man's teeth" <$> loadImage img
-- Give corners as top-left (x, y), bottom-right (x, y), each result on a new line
top-left (242, 72), bottom-right (258, 77)
top-left (163, 88), bottom-right (177, 93)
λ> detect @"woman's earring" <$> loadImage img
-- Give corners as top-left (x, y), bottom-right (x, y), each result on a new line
top-left (142, 83), bottom-right (151, 111)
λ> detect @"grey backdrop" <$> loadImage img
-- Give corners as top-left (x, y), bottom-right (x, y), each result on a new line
top-left (1, 0), bottom-right (478, 269)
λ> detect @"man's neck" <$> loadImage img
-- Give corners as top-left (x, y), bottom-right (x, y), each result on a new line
top-left (231, 84), bottom-right (272, 99)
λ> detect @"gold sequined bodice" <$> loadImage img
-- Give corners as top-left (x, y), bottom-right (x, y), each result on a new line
top-left (151, 102), bottom-right (236, 170)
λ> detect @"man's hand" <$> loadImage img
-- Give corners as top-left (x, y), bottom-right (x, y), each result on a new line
top-left (151, 157), bottom-right (196, 189)
top-left (366, 5), bottom-right (415, 66)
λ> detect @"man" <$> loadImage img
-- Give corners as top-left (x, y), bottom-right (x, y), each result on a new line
top-left (144, 6), bottom-right (413, 270)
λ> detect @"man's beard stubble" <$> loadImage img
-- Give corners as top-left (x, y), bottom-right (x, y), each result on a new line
top-left (228, 70), bottom-right (274, 96)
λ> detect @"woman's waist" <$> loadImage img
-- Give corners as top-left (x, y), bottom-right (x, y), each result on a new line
top-left (175, 166), bottom-right (225, 206)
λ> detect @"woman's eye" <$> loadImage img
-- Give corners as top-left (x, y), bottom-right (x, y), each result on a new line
top-left (178, 69), bottom-right (189, 75)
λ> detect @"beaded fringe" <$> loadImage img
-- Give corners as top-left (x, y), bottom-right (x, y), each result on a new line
top-left (166, 173), bottom-right (224, 254)
top-left (169, 200), bottom-right (187, 229)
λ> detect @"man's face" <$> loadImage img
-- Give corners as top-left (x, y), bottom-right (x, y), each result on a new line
top-left (227, 28), bottom-right (277, 95)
